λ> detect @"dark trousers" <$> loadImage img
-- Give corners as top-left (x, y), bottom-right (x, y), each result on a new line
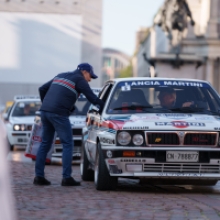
top-left (35, 111), bottom-right (73, 178)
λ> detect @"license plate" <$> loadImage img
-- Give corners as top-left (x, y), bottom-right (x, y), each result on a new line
top-left (166, 151), bottom-right (199, 162)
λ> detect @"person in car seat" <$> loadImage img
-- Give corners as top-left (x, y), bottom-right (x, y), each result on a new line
top-left (157, 87), bottom-right (193, 109)
top-left (34, 63), bottom-right (104, 186)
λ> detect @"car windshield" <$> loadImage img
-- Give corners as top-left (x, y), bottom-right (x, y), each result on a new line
top-left (12, 101), bottom-right (41, 117)
top-left (71, 95), bottom-right (91, 116)
top-left (107, 80), bottom-right (220, 115)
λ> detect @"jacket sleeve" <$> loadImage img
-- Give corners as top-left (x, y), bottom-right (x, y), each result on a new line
top-left (76, 79), bottom-right (104, 109)
top-left (38, 79), bottom-right (53, 102)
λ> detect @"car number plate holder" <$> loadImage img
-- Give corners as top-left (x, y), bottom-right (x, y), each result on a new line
top-left (166, 151), bottom-right (199, 162)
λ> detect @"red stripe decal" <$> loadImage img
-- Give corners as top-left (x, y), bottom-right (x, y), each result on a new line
top-left (54, 79), bottom-right (75, 89)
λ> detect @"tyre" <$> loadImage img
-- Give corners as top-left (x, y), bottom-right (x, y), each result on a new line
top-left (7, 139), bottom-right (14, 151)
top-left (95, 142), bottom-right (118, 190)
top-left (80, 143), bottom-right (94, 181)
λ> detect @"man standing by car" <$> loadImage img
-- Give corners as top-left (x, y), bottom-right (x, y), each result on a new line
top-left (34, 63), bottom-right (104, 186)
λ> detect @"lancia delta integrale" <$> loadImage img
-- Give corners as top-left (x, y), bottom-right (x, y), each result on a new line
top-left (3, 95), bottom-right (41, 151)
top-left (81, 78), bottom-right (220, 190)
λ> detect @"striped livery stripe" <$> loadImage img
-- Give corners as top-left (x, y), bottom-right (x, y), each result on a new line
top-left (53, 77), bottom-right (78, 96)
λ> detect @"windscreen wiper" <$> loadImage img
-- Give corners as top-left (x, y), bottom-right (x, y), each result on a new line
top-left (203, 109), bottom-right (220, 116)
top-left (170, 107), bottom-right (205, 113)
top-left (113, 105), bottom-right (153, 111)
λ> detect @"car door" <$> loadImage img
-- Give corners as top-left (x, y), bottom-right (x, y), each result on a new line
top-left (85, 83), bottom-right (113, 164)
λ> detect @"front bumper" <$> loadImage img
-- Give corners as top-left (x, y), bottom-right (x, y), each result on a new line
top-left (102, 146), bottom-right (220, 179)
top-left (8, 131), bottom-right (31, 146)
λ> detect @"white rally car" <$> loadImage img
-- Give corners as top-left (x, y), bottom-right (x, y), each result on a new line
top-left (52, 88), bottom-right (101, 162)
top-left (81, 78), bottom-right (220, 190)
top-left (4, 95), bottom-right (41, 151)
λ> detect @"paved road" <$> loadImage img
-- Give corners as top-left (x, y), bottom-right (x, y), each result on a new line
top-left (8, 150), bottom-right (220, 220)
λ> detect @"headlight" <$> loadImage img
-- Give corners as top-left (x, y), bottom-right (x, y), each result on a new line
top-left (117, 131), bottom-right (131, 145)
top-left (13, 124), bottom-right (26, 131)
top-left (132, 134), bottom-right (144, 146)
top-left (13, 124), bottom-right (20, 131)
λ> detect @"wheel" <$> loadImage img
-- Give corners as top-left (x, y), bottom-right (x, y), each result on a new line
top-left (7, 139), bottom-right (14, 151)
top-left (95, 142), bottom-right (118, 190)
top-left (80, 142), bottom-right (94, 181)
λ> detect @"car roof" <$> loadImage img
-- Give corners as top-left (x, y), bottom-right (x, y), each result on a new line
top-left (105, 77), bottom-right (210, 84)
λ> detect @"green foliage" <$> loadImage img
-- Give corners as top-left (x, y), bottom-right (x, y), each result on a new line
top-left (119, 63), bottom-right (133, 78)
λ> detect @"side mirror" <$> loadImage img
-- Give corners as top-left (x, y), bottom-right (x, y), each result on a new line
top-left (89, 105), bottom-right (100, 113)
top-left (2, 113), bottom-right (9, 121)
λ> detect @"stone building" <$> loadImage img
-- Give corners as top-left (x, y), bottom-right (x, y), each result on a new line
top-left (0, 0), bottom-right (102, 105)
top-left (102, 48), bottom-right (130, 85)
top-left (135, 0), bottom-right (220, 93)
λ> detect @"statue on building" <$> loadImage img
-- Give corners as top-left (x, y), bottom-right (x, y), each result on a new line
top-left (156, 0), bottom-right (195, 51)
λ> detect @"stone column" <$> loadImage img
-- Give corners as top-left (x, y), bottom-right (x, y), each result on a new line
top-left (205, 58), bottom-right (214, 86)
top-left (205, 0), bottom-right (219, 38)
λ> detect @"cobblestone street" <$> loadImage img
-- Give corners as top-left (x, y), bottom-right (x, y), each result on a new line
top-left (10, 159), bottom-right (220, 220)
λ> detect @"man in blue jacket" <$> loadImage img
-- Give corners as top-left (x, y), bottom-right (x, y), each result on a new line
top-left (34, 63), bottom-right (104, 186)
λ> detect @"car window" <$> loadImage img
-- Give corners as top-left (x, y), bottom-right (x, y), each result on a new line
top-left (107, 80), bottom-right (220, 114)
top-left (11, 101), bottom-right (41, 117)
top-left (71, 95), bottom-right (91, 115)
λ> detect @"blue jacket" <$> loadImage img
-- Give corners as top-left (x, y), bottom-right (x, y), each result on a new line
top-left (39, 70), bottom-right (103, 116)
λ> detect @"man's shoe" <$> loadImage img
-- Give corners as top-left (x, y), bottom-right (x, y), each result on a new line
top-left (33, 176), bottom-right (51, 185)
top-left (61, 177), bottom-right (81, 186)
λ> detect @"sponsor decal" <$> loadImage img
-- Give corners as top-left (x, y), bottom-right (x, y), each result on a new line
top-left (121, 82), bottom-right (131, 91)
top-left (131, 115), bottom-right (160, 121)
top-left (155, 121), bottom-right (205, 128)
top-left (123, 126), bottom-right (149, 130)
top-left (214, 127), bottom-right (220, 130)
top-left (32, 135), bottom-right (42, 142)
top-left (118, 80), bottom-right (207, 87)
top-left (108, 159), bottom-right (115, 164)
top-left (71, 121), bottom-right (85, 125)
top-left (100, 137), bottom-right (115, 144)
top-left (156, 113), bottom-right (192, 119)
top-left (194, 116), bottom-right (213, 120)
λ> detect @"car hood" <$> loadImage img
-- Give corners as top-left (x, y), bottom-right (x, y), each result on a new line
top-left (103, 113), bottom-right (220, 131)
top-left (69, 115), bottom-right (86, 128)
top-left (9, 116), bottom-right (35, 124)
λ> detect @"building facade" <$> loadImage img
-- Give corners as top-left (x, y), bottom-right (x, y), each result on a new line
top-left (135, 0), bottom-right (220, 93)
top-left (0, 0), bottom-right (102, 105)
top-left (102, 48), bottom-right (130, 85)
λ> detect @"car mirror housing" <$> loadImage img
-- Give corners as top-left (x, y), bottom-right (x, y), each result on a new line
top-left (2, 113), bottom-right (9, 121)
top-left (89, 105), bottom-right (100, 113)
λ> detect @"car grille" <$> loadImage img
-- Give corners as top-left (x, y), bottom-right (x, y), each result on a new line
top-left (184, 133), bottom-right (217, 146)
top-left (146, 132), bottom-right (218, 147)
top-left (72, 128), bottom-right (82, 136)
top-left (143, 163), bottom-right (220, 174)
top-left (147, 133), bottom-right (179, 145)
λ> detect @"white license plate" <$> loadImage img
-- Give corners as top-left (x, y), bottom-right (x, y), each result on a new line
top-left (166, 151), bottom-right (199, 162)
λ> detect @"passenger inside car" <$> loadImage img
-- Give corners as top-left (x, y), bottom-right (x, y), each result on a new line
top-left (157, 87), bottom-right (193, 109)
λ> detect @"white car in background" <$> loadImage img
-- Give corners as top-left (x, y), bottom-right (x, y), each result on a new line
top-left (52, 88), bottom-right (101, 162)
top-left (3, 95), bottom-right (41, 151)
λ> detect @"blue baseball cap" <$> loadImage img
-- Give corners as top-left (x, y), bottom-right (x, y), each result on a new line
top-left (77, 63), bottom-right (98, 79)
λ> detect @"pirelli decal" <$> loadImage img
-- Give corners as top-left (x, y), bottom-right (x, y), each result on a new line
top-left (53, 77), bottom-right (78, 96)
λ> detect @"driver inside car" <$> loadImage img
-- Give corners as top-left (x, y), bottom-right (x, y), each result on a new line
top-left (157, 87), bottom-right (193, 109)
